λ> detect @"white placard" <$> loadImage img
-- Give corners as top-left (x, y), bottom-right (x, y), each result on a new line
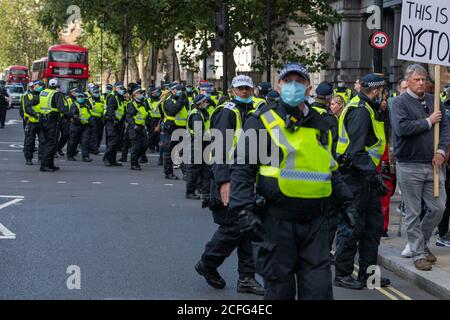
top-left (398, 0), bottom-right (450, 67)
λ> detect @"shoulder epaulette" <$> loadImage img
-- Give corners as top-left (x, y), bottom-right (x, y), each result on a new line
top-left (223, 102), bottom-right (236, 110)
top-left (251, 102), bottom-right (277, 118)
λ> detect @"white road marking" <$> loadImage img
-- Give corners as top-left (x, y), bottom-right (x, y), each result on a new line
top-left (164, 184), bottom-right (174, 187)
top-left (0, 223), bottom-right (15, 240)
top-left (0, 195), bottom-right (24, 199)
top-left (57, 181), bottom-right (67, 184)
top-left (92, 182), bottom-right (102, 184)
top-left (130, 183), bottom-right (139, 185)
top-left (2, 158), bottom-right (8, 160)
top-left (0, 150), bottom-right (21, 152)
top-left (0, 198), bottom-right (23, 210)
top-left (20, 180), bottom-right (30, 183)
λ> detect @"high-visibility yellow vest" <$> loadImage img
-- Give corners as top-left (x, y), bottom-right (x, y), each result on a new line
top-left (105, 93), bottom-right (125, 121)
top-left (258, 108), bottom-right (337, 198)
top-left (312, 106), bottom-right (327, 115)
top-left (75, 102), bottom-right (92, 125)
top-left (210, 95), bottom-right (219, 106)
top-left (441, 92), bottom-right (447, 102)
top-left (336, 95), bottom-right (386, 166)
top-left (147, 98), bottom-right (161, 118)
top-left (161, 96), bottom-right (188, 127)
top-left (187, 108), bottom-right (209, 135)
top-left (131, 100), bottom-right (149, 126)
top-left (22, 93), bottom-right (40, 123)
top-left (89, 97), bottom-right (105, 118)
top-left (38, 89), bottom-right (59, 115)
top-left (253, 97), bottom-right (266, 110)
top-left (334, 88), bottom-right (352, 105)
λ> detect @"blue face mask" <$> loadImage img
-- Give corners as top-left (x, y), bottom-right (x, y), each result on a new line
top-left (105, 90), bottom-right (112, 95)
top-left (175, 90), bottom-right (182, 97)
top-left (77, 98), bottom-right (85, 104)
top-left (236, 96), bottom-right (253, 104)
top-left (186, 88), bottom-right (192, 93)
top-left (36, 86), bottom-right (43, 93)
top-left (118, 89), bottom-right (125, 96)
top-left (281, 81), bottom-right (306, 107)
top-left (137, 94), bottom-right (144, 101)
top-left (93, 93), bottom-right (100, 98)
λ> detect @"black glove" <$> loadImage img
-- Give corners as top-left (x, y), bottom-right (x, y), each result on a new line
top-left (341, 204), bottom-right (357, 228)
top-left (238, 210), bottom-right (264, 242)
top-left (370, 174), bottom-right (390, 196)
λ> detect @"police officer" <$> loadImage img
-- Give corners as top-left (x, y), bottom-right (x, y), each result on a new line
top-left (126, 86), bottom-right (149, 171)
top-left (67, 93), bottom-right (93, 162)
top-left (334, 81), bottom-right (352, 105)
top-left (195, 75), bottom-right (264, 296)
top-left (229, 63), bottom-right (356, 300)
top-left (311, 81), bottom-right (342, 257)
top-left (57, 88), bottom-right (79, 156)
top-left (103, 83), bottom-right (125, 167)
top-left (185, 94), bottom-right (210, 200)
top-left (254, 82), bottom-right (272, 109)
top-left (38, 78), bottom-right (67, 172)
top-left (88, 85), bottom-right (105, 154)
top-left (21, 82), bottom-right (35, 129)
top-left (0, 80), bottom-right (9, 128)
top-left (186, 84), bottom-right (196, 106)
top-left (23, 81), bottom-right (44, 165)
top-left (146, 86), bottom-right (162, 153)
top-left (119, 85), bottom-right (135, 163)
top-left (160, 83), bottom-right (189, 180)
top-left (334, 73), bottom-right (391, 289)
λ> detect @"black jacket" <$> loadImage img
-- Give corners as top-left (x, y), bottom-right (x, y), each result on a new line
top-left (229, 102), bottom-right (353, 221)
top-left (161, 94), bottom-right (189, 131)
top-left (344, 92), bottom-right (381, 177)
top-left (105, 93), bottom-right (124, 122)
top-left (311, 100), bottom-right (339, 157)
top-left (23, 91), bottom-right (40, 119)
top-left (0, 88), bottom-right (9, 107)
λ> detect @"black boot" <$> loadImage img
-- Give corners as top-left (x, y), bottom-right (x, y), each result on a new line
top-left (57, 150), bottom-right (64, 156)
top-left (40, 166), bottom-right (56, 172)
top-left (131, 165), bottom-right (142, 171)
top-left (82, 157), bottom-right (93, 162)
top-left (25, 159), bottom-right (33, 166)
top-left (195, 261), bottom-right (226, 290)
top-left (237, 277), bottom-right (265, 296)
top-left (67, 156), bottom-right (77, 161)
top-left (165, 173), bottom-right (179, 180)
top-left (186, 193), bottom-right (201, 200)
top-left (103, 160), bottom-right (113, 167)
top-left (333, 275), bottom-right (364, 290)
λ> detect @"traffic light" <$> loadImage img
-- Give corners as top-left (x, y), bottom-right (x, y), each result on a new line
top-left (215, 11), bottom-right (225, 52)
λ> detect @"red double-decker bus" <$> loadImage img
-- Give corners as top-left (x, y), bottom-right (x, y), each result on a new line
top-left (5, 65), bottom-right (29, 86)
top-left (31, 57), bottom-right (48, 83)
top-left (32, 44), bottom-right (89, 94)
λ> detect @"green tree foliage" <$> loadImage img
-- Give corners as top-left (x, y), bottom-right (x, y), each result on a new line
top-left (0, 0), bottom-right (52, 71)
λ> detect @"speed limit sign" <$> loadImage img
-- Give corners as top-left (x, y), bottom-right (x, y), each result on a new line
top-left (370, 31), bottom-right (389, 49)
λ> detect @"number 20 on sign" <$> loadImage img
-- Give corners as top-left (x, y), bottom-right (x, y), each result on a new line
top-left (371, 31), bottom-right (389, 49)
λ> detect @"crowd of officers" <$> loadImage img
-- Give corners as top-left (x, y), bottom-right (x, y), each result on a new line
top-left (19, 65), bottom-right (450, 300)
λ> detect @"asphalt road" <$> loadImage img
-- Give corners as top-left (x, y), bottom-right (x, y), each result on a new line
top-left (0, 108), bottom-right (439, 300)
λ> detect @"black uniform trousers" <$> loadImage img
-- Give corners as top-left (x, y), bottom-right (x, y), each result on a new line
top-left (334, 172), bottom-right (383, 279)
top-left (121, 125), bottom-right (130, 161)
top-left (89, 117), bottom-right (104, 152)
top-left (326, 201), bottom-right (340, 252)
top-left (186, 141), bottom-right (210, 195)
top-left (40, 115), bottom-right (59, 168)
top-left (201, 206), bottom-right (255, 279)
top-left (24, 122), bottom-right (44, 161)
top-left (129, 125), bottom-right (148, 167)
top-left (103, 120), bottom-right (120, 163)
top-left (67, 123), bottom-right (91, 158)
top-left (57, 118), bottom-right (70, 152)
top-left (163, 125), bottom-right (186, 176)
top-left (0, 105), bottom-right (6, 127)
top-left (254, 213), bottom-right (333, 300)
top-left (147, 117), bottom-right (160, 151)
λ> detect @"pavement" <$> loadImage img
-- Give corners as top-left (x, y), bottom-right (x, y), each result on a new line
top-left (0, 107), bottom-right (441, 300)
top-left (379, 194), bottom-right (450, 299)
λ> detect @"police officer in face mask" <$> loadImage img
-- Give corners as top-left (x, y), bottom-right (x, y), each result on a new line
top-left (23, 81), bottom-right (44, 165)
top-left (125, 87), bottom-right (149, 171)
top-left (67, 93), bottom-right (94, 162)
top-left (228, 63), bottom-right (356, 300)
top-left (103, 83), bottom-right (125, 167)
top-left (195, 75), bottom-right (265, 297)
top-left (334, 73), bottom-right (390, 290)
